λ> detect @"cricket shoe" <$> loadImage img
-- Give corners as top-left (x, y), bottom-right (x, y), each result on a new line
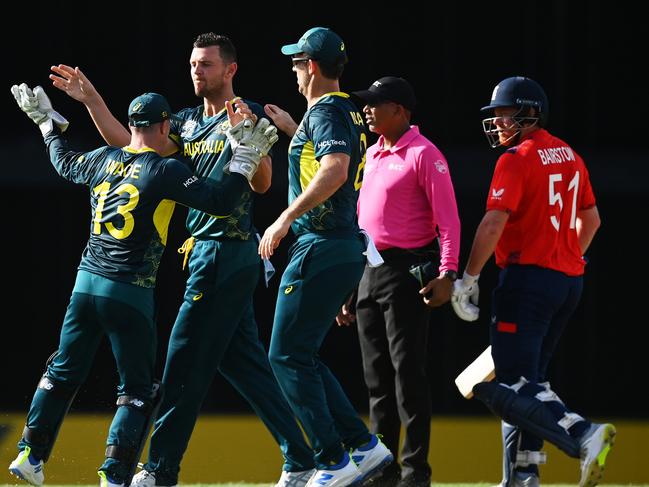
top-left (493, 472), bottom-right (541, 487)
top-left (395, 475), bottom-right (431, 487)
top-left (98, 470), bottom-right (124, 487)
top-left (579, 423), bottom-right (616, 487)
top-left (512, 474), bottom-right (540, 487)
top-left (369, 464), bottom-right (401, 487)
top-left (131, 469), bottom-right (177, 487)
top-left (275, 468), bottom-right (316, 487)
top-left (8, 447), bottom-right (44, 486)
top-left (493, 473), bottom-right (540, 487)
top-left (305, 452), bottom-right (361, 487)
top-left (350, 434), bottom-right (394, 485)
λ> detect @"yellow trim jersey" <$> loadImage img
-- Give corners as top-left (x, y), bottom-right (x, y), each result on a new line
top-left (170, 100), bottom-right (269, 240)
top-left (44, 130), bottom-right (247, 287)
top-left (288, 92), bottom-right (367, 235)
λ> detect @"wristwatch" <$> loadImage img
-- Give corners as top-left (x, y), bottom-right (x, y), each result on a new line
top-left (441, 270), bottom-right (458, 282)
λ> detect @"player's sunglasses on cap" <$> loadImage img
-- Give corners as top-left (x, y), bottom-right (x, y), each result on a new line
top-left (352, 76), bottom-right (417, 112)
top-left (128, 92), bottom-right (179, 127)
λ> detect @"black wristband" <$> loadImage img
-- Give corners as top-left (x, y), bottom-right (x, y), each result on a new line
top-left (442, 270), bottom-right (458, 282)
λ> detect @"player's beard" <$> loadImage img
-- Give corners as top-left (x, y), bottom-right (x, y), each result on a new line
top-left (499, 129), bottom-right (521, 147)
top-left (193, 81), bottom-right (204, 97)
top-left (195, 77), bottom-right (225, 99)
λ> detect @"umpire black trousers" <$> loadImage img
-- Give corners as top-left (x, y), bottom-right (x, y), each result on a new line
top-left (355, 250), bottom-right (433, 482)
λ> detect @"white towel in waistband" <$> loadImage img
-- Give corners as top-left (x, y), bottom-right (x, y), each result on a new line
top-left (360, 229), bottom-right (384, 268)
top-left (255, 233), bottom-right (275, 287)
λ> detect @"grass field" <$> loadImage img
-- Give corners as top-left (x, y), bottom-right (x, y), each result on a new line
top-left (3, 415), bottom-right (648, 485)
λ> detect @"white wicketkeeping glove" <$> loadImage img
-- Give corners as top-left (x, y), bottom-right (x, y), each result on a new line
top-left (11, 84), bottom-right (69, 135)
top-left (240, 118), bottom-right (278, 157)
top-left (225, 117), bottom-right (255, 151)
top-left (225, 118), bottom-right (279, 181)
top-left (451, 272), bottom-right (480, 321)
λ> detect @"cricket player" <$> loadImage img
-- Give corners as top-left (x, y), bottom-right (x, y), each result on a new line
top-left (259, 27), bottom-right (393, 487)
top-left (8, 86), bottom-right (276, 487)
top-left (49, 32), bottom-right (316, 487)
top-left (451, 76), bottom-right (613, 487)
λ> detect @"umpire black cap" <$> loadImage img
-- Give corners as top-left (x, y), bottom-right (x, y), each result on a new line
top-left (352, 76), bottom-right (417, 112)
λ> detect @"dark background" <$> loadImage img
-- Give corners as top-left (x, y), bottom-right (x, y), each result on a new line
top-left (1, 2), bottom-right (647, 419)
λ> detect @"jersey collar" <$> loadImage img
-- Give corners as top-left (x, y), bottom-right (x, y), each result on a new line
top-left (203, 96), bottom-right (241, 119)
top-left (314, 91), bottom-right (350, 105)
top-left (123, 146), bottom-right (157, 154)
top-left (377, 125), bottom-right (420, 153)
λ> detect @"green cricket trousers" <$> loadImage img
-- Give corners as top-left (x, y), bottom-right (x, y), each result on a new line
top-left (144, 238), bottom-right (314, 484)
top-left (268, 232), bottom-right (372, 468)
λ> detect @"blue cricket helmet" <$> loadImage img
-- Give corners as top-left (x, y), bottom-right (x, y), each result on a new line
top-left (481, 76), bottom-right (549, 126)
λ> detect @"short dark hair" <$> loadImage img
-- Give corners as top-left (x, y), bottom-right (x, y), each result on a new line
top-left (318, 61), bottom-right (345, 80)
top-left (193, 33), bottom-right (237, 64)
top-left (129, 123), bottom-right (161, 132)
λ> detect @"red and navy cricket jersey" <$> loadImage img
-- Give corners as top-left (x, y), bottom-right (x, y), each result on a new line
top-left (486, 128), bottom-right (596, 276)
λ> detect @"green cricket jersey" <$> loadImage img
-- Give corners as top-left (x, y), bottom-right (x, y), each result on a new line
top-left (170, 99), bottom-right (268, 240)
top-left (44, 130), bottom-right (246, 288)
top-left (288, 92), bottom-right (367, 236)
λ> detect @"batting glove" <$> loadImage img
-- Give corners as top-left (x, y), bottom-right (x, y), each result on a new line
top-left (11, 84), bottom-right (69, 135)
top-left (224, 119), bottom-right (279, 181)
top-left (451, 271), bottom-right (480, 322)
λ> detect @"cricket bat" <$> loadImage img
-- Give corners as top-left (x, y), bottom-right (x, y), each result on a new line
top-left (455, 345), bottom-right (496, 399)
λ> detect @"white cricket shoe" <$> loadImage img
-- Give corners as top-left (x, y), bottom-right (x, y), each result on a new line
top-left (305, 452), bottom-right (361, 487)
top-left (275, 468), bottom-right (316, 487)
top-left (98, 470), bottom-right (124, 487)
top-left (579, 423), bottom-right (616, 487)
top-left (8, 447), bottom-right (44, 486)
top-left (131, 469), bottom-right (177, 487)
top-left (350, 434), bottom-right (394, 484)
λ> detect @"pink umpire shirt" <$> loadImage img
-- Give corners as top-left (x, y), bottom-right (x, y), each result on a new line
top-left (357, 126), bottom-right (460, 274)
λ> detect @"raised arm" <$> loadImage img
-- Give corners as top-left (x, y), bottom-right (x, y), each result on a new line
top-left (12, 83), bottom-right (100, 184)
top-left (225, 99), bottom-right (272, 193)
top-left (264, 104), bottom-right (299, 137)
top-left (50, 65), bottom-right (132, 146)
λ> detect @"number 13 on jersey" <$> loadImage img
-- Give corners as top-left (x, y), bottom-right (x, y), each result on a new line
top-left (93, 181), bottom-right (140, 239)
